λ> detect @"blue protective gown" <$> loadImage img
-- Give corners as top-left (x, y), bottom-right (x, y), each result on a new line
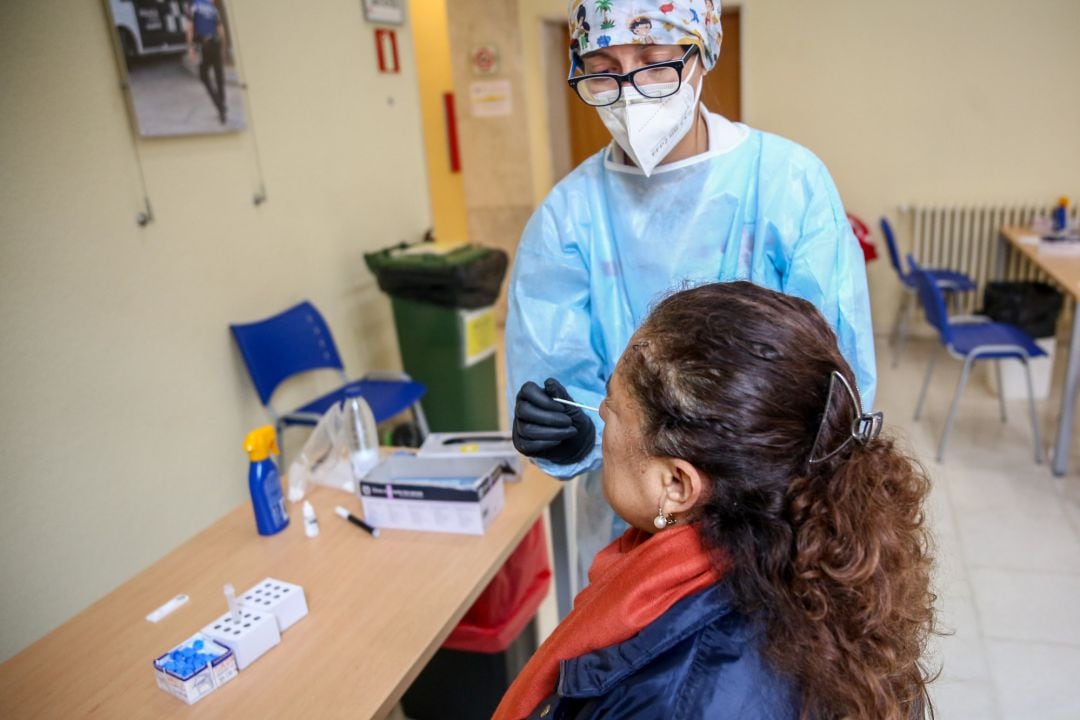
top-left (506, 112), bottom-right (876, 568)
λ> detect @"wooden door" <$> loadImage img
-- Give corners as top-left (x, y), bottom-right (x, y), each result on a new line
top-left (702, 8), bottom-right (741, 121)
top-left (565, 8), bottom-right (742, 169)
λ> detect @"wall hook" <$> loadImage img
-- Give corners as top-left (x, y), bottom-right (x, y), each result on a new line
top-left (136, 197), bottom-right (154, 227)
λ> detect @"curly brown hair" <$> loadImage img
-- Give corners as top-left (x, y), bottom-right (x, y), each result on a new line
top-left (620, 281), bottom-right (936, 720)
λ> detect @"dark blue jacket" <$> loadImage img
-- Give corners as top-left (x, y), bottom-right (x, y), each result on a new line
top-left (524, 583), bottom-right (799, 719)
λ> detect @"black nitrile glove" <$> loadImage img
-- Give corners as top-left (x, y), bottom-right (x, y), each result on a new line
top-left (512, 378), bottom-right (596, 465)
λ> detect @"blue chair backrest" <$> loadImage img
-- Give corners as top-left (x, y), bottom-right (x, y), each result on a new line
top-left (230, 301), bottom-right (344, 406)
top-left (907, 255), bottom-right (953, 346)
top-left (880, 217), bottom-right (907, 279)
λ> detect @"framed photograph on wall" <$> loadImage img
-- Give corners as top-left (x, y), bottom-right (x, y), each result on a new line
top-left (103, 0), bottom-right (246, 136)
top-left (362, 0), bottom-right (405, 26)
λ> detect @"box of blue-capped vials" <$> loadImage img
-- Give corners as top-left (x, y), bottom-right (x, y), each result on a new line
top-left (153, 632), bottom-right (238, 705)
top-left (358, 455), bottom-right (506, 535)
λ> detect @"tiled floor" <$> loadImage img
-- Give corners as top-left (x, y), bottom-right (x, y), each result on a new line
top-left (882, 337), bottom-right (1080, 719)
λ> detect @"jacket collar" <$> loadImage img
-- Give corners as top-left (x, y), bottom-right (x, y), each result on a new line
top-left (557, 582), bottom-right (749, 698)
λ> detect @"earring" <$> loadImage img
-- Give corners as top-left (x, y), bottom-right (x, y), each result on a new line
top-left (653, 495), bottom-right (675, 530)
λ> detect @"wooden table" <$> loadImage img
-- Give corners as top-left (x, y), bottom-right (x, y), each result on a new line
top-left (0, 465), bottom-right (561, 719)
top-left (1000, 226), bottom-right (1080, 476)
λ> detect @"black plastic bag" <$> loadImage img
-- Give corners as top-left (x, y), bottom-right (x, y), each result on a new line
top-left (981, 281), bottom-right (1063, 338)
top-left (364, 243), bottom-right (508, 310)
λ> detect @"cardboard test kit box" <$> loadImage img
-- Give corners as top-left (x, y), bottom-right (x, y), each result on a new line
top-left (357, 455), bottom-right (507, 535)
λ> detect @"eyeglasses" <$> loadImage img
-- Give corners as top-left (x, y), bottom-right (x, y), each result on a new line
top-left (567, 46), bottom-right (697, 107)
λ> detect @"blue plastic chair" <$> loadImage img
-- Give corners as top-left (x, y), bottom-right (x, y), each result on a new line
top-left (909, 256), bottom-right (1044, 463)
top-left (230, 301), bottom-right (429, 453)
top-left (881, 217), bottom-right (977, 367)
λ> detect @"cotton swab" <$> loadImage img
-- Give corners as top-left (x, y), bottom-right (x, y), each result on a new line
top-left (553, 397), bottom-right (599, 413)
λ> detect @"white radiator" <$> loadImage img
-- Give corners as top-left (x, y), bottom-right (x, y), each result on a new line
top-left (902, 204), bottom-right (1078, 314)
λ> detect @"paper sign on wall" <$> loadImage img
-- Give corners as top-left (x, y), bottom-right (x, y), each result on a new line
top-left (363, 0), bottom-right (405, 25)
top-left (468, 80), bottom-right (512, 118)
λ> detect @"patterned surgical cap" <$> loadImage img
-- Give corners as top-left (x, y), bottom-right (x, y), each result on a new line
top-left (568, 0), bottom-right (723, 70)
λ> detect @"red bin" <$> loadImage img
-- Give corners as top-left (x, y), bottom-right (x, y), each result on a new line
top-left (848, 212), bottom-right (878, 263)
top-left (444, 519), bottom-right (552, 653)
top-left (401, 519), bottom-right (552, 719)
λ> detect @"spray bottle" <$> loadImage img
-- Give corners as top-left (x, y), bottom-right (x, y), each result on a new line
top-left (244, 426), bottom-right (290, 536)
top-left (1053, 196), bottom-right (1070, 232)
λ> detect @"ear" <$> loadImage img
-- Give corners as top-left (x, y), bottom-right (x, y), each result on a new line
top-left (662, 458), bottom-right (707, 516)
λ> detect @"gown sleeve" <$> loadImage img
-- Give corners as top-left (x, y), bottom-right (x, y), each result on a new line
top-left (505, 201), bottom-right (606, 479)
top-left (782, 163), bottom-right (878, 409)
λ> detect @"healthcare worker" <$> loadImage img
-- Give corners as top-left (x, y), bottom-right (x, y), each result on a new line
top-left (507, 0), bottom-right (876, 581)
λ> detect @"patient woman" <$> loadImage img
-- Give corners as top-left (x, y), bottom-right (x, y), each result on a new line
top-left (495, 282), bottom-right (935, 720)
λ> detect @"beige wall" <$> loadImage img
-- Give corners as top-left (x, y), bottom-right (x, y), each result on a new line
top-left (739, 0), bottom-right (1080, 329)
top-left (519, 0), bottom-right (570, 207)
top-left (410, 0), bottom-right (470, 247)
top-left (445, 0), bottom-right (536, 322)
top-left (0, 1), bottom-right (430, 661)
top-left (519, 0), bottom-right (1080, 330)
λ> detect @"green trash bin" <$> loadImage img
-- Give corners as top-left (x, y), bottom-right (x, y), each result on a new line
top-left (365, 243), bottom-right (509, 433)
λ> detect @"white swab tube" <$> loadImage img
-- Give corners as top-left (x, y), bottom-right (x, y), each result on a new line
top-left (145, 593), bottom-right (189, 623)
top-left (553, 397), bottom-right (599, 413)
top-left (224, 583), bottom-right (241, 623)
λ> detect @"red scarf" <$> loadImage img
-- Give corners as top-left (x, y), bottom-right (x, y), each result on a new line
top-left (493, 525), bottom-right (728, 720)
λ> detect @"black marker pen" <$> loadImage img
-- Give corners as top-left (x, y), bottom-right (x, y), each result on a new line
top-left (334, 506), bottom-right (380, 538)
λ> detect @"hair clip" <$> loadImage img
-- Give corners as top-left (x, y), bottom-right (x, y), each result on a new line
top-left (808, 371), bottom-right (884, 465)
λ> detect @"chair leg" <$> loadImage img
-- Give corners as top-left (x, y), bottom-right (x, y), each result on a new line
top-left (938, 355), bottom-right (976, 463)
top-left (892, 292), bottom-right (914, 368)
top-left (914, 347), bottom-right (939, 421)
top-left (276, 419), bottom-right (288, 470)
top-left (1021, 357), bottom-right (1045, 464)
top-left (890, 292), bottom-right (908, 347)
top-left (995, 360), bottom-right (1008, 422)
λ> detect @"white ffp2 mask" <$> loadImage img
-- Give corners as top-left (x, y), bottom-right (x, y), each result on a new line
top-left (594, 59), bottom-right (703, 177)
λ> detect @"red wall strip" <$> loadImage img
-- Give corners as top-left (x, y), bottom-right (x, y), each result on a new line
top-left (443, 93), bottom-right (461, 173)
